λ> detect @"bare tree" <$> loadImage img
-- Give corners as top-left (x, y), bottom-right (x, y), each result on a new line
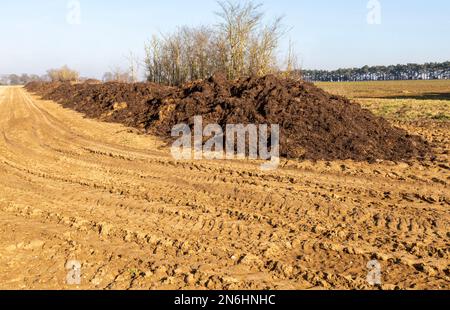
top-left (47, 65), bottom-right (79, 82)
top-left (8, 74), bottom-right (21, 85)
top-left (102, 72), bottom-right (114, 82)
top-left (282, 39), bottom-right (301, 80)
top-left (109, 66), bottom-right (130, 82)
top-left (145, 35), bottom-right (163, 84)
top-left (0, 75), bottom-right (7, 85)
top-left (216, 0), bottom-right (264, 79)
top-left (126, 51), bottom-right (140, 83)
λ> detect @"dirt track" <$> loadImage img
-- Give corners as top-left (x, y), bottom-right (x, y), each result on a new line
top-left (0, 86), bottom-right (448, 290)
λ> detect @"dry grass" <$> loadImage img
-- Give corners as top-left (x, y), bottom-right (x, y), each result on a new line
top-left (357, 98), bottom-right (450, 121)
top-left (315, 80), bottom-right (450, 121)
top-left (316, 80), bottom-right (450, 99)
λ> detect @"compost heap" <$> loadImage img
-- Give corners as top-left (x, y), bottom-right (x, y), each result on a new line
top-left (26, 73), bottom-right (432, 162)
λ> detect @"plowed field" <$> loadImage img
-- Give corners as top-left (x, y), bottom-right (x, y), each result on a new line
top-left (0, 86), bottom-right (448, 290)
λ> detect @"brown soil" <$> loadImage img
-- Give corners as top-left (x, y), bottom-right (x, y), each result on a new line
top-left (25, 74), bottom-right (432, 162)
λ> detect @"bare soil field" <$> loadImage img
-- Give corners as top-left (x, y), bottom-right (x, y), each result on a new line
top-left (316, 80), bottom-right (450, 100)
top-left (0, 85), bottom-right (448, 290)
top-left (317, 81), bottom-right (448, 118)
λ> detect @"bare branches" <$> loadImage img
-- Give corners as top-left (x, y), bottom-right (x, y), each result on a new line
top-left (144, 27), bottom-right (220, 85)
top-left (283, 38), bottom-right (301, 80)
top-left (109, 66), bottom-right (130, 82)
top-left (47, 65), bottom-right (79, 82)
top-left (144, 0), bottom-right (290, 86)
top-left (126, 52), bottom-right (140, 83)
top-left (216, 0), bottom-right (264, 79)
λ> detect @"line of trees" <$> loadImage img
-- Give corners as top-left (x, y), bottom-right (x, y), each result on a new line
top-left (101, 52), bottom-right (141, 83)
top-left (102, 67), bottom-right (132, 83)
top-left (144, 0), bottom-right (298, 86)
top-left (1, 66), bottom-right (81, 85)
top-left (0, 73), bottom-right (46, 85)
top-left (303, 62), bottom-right (450, 82)
top-left (47, 65), bottom-right (80, 82)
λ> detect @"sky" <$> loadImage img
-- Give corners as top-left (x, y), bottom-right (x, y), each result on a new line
top-left (1, 0), bottom-right (449, 79)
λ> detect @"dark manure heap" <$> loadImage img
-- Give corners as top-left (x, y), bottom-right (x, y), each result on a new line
top-left (26, 73), bottom-right (432, 162)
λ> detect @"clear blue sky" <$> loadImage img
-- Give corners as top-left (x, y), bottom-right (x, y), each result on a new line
top-left (1, 0), bottom-right (449, 79)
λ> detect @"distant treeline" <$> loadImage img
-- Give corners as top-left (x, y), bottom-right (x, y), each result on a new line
top-left (0, 73), bottom-right (47, 85)
top-left (1, 67), bottom-right (82, 85)
top-left (3, 61), bottom-right (450, 86)
top-left (302, 62), bottom-right (450, 82)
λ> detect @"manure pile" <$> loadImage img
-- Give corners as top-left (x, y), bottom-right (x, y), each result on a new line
top-left (26, 74), bottom-right (432, 161)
